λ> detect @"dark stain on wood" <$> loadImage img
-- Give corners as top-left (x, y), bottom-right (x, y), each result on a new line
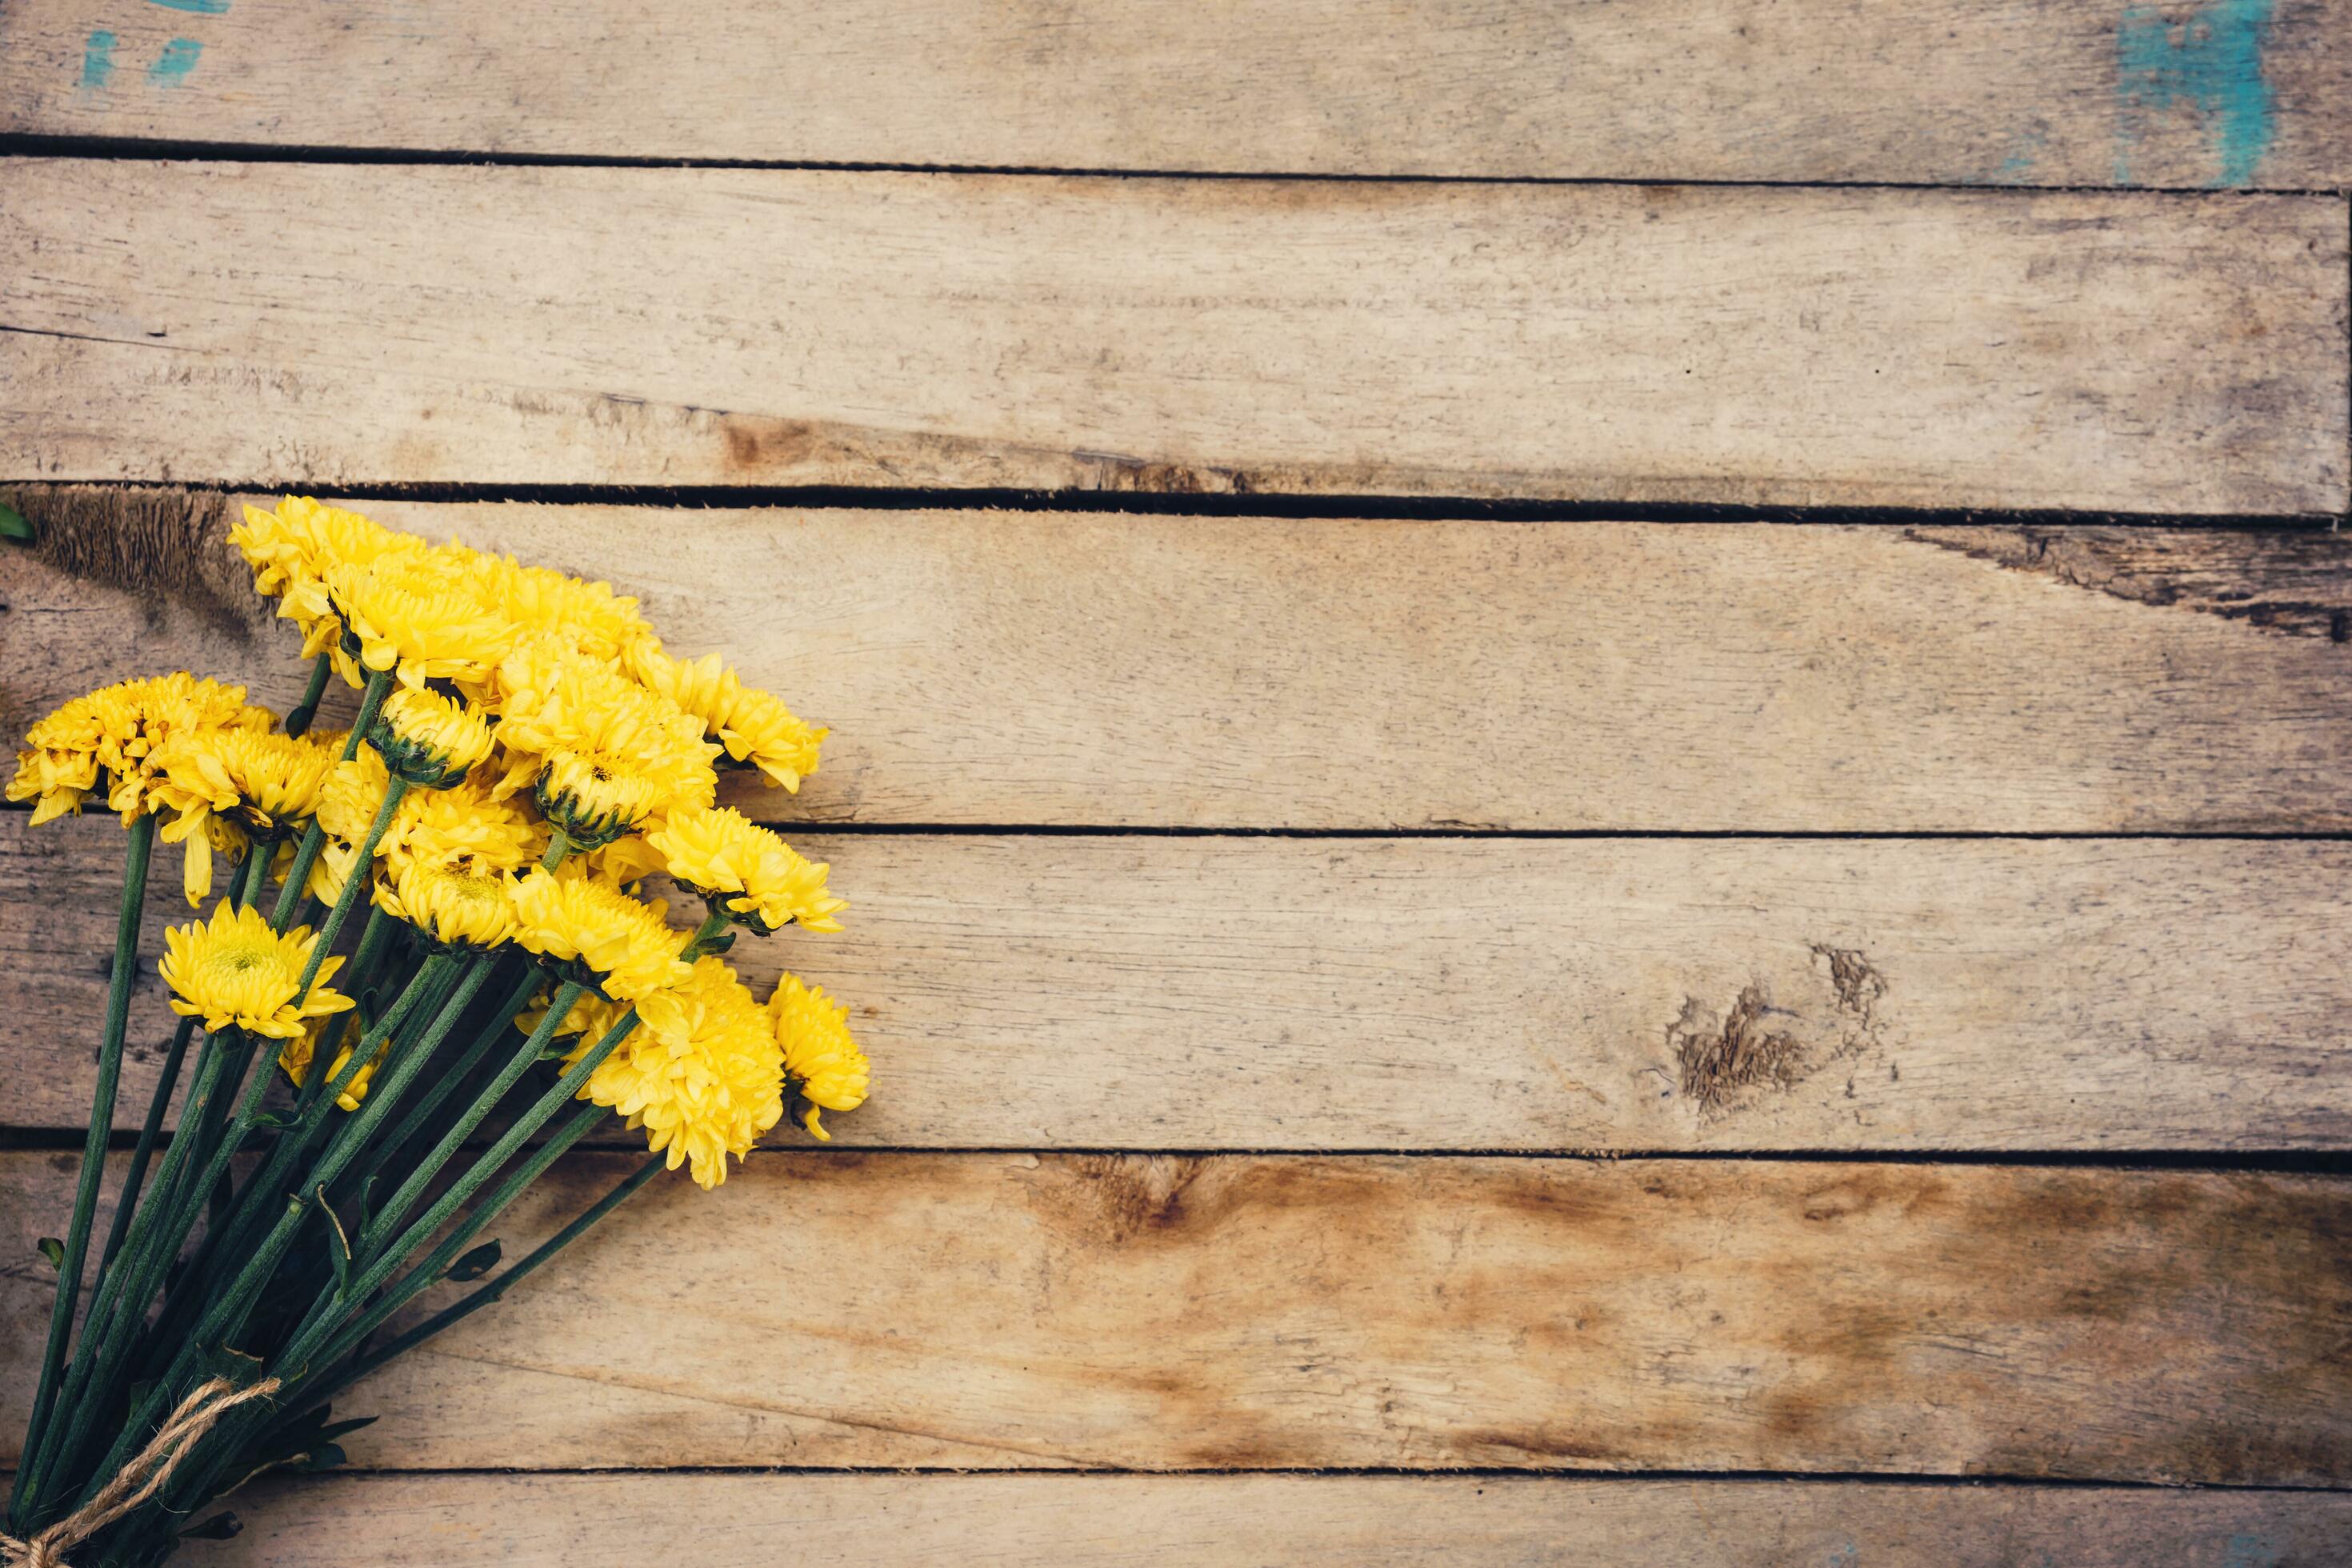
top-left (1669, 983), bottom-right (1806, 1113)
top-left (1810, 945), bottom-right (1886, 1020)
top-left (2, 485), bottom-right (260, 644)
top-left (1907, 525), bottom-right (2352, 642)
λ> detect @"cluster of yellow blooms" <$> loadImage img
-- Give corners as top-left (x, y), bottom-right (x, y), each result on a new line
top-left (10, 498), bottom-right (870, 1186)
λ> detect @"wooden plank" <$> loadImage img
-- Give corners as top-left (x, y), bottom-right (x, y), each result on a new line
top-left (0, 166), bottom-right (2342, 512)
top-left (10, 814), bottom-right (2350, 1148)
top-left (1, 1), bottom-right (2346, 190)
top-left (177, 1474), bottom-right (2352, 1566)
top-left (8, 491), bottom-right (2352, 833)
top-left (6, 1154), bottom-right (2345, 1480)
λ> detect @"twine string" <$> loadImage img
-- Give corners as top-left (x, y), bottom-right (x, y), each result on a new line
top-left (2, 1377), bottom-right (279, 1568)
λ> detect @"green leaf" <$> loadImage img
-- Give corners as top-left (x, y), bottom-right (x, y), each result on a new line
top-left (181, 1513), bottom-right (243, 1542)
top-left (36, 1236), bottom-right (63, 1270)
top-left (0, 502), bottom-right (30, 544)
top-left (293, 1443), bottom-right (348, 1473)
top-left (446, 1239), bottom-right (502, 1282)
top-left (314, 1414), bottom-right (380, 1443)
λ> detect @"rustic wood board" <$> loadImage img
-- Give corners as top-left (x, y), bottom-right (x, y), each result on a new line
top-left (6, 1154), bottom-right (2346, 1481)
top-left (7, 813), bottom-right (2350, 1150)
top-left (8, 492), bottom-right (2351, 833)
top-left (1, 166), bottom-right (2342, 511)
top-left (2, 0), bottom-right (2347, 190)
top-left (176, 1474), bottom-right (2352, 1566)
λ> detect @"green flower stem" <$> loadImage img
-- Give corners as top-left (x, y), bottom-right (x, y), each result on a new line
top-left (79, 951), bottom-right (474, 1505)
top-left (9, 814), bottom-right (154, 1527)
top-left (286, 776), bottom-right (409, 1011)
top-left (54, 1028), bottom-right (229, 1389)
top-left (70, 954), bottom-right (449, 1498)
top-left (193, 956), bottom-right (492, 1355)
top-left (285, 1100), bottom-right (615, 1398)
top-left (337, 957), bottom-right (538, 1206)
top-left (340, 903), bottom-right (405, 1013)
top-left (178, 1099), bottom-right (617, 1526)
top-left (539, 826), bottom-right (572, 871)
top-left (354, 980), bottom-right (586, 1265)
top-left (91, 1014), bottom-right (198, 1284)
top-left (310, 1153), bottom-right (664, 1405)
top-left (224, 831), bottom-right (274, 912)
top-left (354, 1001), bottom-right (638, 1289)
top-left (270, 668), bottom-right (393, 931)
top-left (278, 1090), bottom-right (616, 1401)
top-left (168, 953), bottom-right (462, 1338)
top-left (282, 650), bottom-right (334, 738)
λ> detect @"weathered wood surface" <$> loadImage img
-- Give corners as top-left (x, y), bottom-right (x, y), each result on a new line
top-left (2, 0), bottom-right (2347, 191)
top-left (1, 166), bottom-right (2342, 512)
top-left (176, 1474), bottom-right (2352, 1566)
top-left (8, 492), bottom-right (2351, 834)
top-left (9, 814), bottom-right (2349, 1149)
top-left (7, 1154), bottom-right (2346, 1480)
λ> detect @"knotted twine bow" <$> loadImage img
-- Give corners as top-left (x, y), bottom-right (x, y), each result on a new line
top-left (1, 1378), bottom-right (279, 1568)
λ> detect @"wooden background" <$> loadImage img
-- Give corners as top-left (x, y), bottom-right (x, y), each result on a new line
top-left (2, 0), bottom-right (2350, 1560)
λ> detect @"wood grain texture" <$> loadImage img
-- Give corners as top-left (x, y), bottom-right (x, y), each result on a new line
top-left (8, 814), bottom-right (2349, 1149)
top-left (8, 490), bottom-right (2352, 833)
top-left (1, 166), bottom-right (2342, 512)
top-left (175, 1474), bottom-right (2352, 1566)
top-left (8, 1154), bottom-right (2346, 1481)
top-left (1, 0), bottom-right (2346, 190)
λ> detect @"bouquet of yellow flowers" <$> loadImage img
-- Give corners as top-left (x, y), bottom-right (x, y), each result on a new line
top-left (5, 499), bottom-right (869, 1566)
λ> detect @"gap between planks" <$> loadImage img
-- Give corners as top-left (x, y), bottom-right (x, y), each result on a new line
top-left (4, 134), bottom-right (2352, 201)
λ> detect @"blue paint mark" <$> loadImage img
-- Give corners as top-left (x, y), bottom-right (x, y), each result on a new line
top-left (146, 0), bottom-right (230, 12)
top-left (146, 37), bottom-right (203, 86)
top-left (1993, 125), bottom-right (2051, 183)
top-left (2223, 1532), bottom-right (2282, 1568)
top-left (2115, 0), bottom-right (2278, 186)
top-left (78, 30), bottom-right (117, 90)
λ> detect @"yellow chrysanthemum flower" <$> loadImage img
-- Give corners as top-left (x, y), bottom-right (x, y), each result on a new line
top-left (514, 984), bottom-right (634, 1048)
top-left (508, 866), bottom-right (692, 1004)
top-left (276, 1016), bottom-right (386, 1112)
top-left (150, 726), bottom-right (341, 904)
top-left (376, 858), bottom-right (518, 949)
top-left (629, 643), bottom-right (826, 793)
top-left (768, 974), bottom-right (870, 1141)
top-left (159, 902), bottom-right (354, 1040)
top-left (483, 557), bottom-right (653, 663)
top-left (298, 837), bottom-right (360, 907)
top-left (576, 956), bottom-right (782, 1189)
top-left (371, 686), bottom-right (494, 786)
top-left (645, 805), bottom-right (846, 935)
top-left (582, 832), bottom-right (666, 890)
top-left (232, 497), bottom-right (423, 662)
top-left (311, 758), bottom-right (543, 910)
top-left (9, 675), bottom-right (258, 825)
top-left (9, 688), bottom-right (118, 824)
top-left (326, 543), bottom-right (518, 693)
top-left (314, 750), bottom-right (396, 848)
top-left (491, 643), bottom-right (717, 847)
top-left (202, 814), bottom-right (252, 876)
top-left (389, 774), bottom-right (543, 876)
top-left (534, 750), bottom-right (665, 850)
